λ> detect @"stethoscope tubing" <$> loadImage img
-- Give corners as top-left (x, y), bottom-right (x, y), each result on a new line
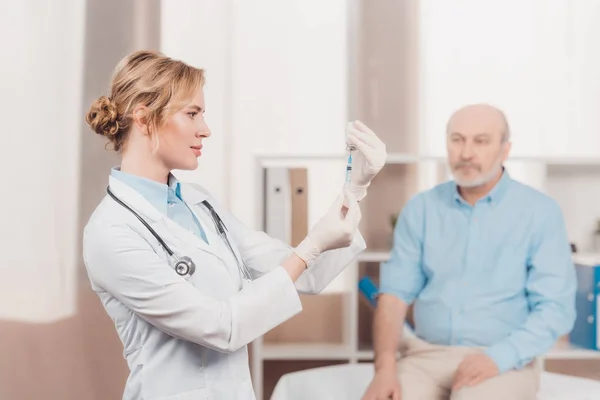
top-left (106, 186), bottom-right (253, 282)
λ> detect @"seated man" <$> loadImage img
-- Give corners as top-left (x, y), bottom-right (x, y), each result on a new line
top-left (362, 104), bottom-right (577, 400)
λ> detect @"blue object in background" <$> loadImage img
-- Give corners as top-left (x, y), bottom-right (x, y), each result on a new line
top-left (359, 276), bottom-right (379, 307)
top-left (358, 276), bottom-right (417, 332)
top-left (570, 255), bottom-right (600, 350)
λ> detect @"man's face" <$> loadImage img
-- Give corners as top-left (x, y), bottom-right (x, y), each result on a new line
top-left (446, 106), bottom-right (511, 188)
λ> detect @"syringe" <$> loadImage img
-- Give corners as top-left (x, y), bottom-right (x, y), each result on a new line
top-left (345, 144), bottom-right (356, 187)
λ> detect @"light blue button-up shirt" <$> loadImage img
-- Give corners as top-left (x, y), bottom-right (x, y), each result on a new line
top-left (111, 168), bottom-right (209, 243)
top-left (380, 170), bottom-right (576, 373)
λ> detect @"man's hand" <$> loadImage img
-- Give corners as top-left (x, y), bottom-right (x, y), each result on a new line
top-left (361, 369), bottom-right (401, 400)
top-left (452, 353), bottom-right (500, 392)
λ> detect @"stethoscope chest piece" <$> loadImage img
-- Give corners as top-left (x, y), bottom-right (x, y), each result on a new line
top-left (174, 256), bottom-right (196, 277)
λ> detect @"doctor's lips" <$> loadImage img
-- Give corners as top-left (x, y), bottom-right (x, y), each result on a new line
top-left (191, 145), bottom-right (203, 156)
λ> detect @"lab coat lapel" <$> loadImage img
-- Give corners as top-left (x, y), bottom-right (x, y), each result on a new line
top-left (175, 182), bottom-right (234, 263)
top-left (108, 176), bottom-right (224, 262)
top-left (161, 216), bottom-right (226, 263)
top-left (178, 181), bottom-right (210, 205)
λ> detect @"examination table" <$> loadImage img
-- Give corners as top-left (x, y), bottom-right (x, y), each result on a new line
top-left (271, 363), bottom-right (600, 400)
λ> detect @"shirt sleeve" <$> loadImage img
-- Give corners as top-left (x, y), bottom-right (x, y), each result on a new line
top-left (83, 222), bottom-right (303, 353)
top-left (484, 201), bottom-right (577, 373)
top-left (379, 194), bottom-right (427, 304)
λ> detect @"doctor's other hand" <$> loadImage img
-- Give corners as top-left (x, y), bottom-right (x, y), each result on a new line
top-left (294, 190), bottom-right (361, 267)
top-left (361, 369), bottom-right (401, 400)
top-left (346, 120), bottom-right (387, 201)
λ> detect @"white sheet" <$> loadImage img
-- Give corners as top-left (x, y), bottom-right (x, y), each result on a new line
top-left (270, 363), bottom-right (600, 400)
top-left (539, 372), bottom-right (600, 400)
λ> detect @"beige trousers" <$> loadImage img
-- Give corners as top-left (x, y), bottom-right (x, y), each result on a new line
top-left (397, 336), bottom-right (539, 400)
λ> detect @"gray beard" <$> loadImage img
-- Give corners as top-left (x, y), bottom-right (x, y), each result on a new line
top-left (450, 153), bottom-right (504, 188)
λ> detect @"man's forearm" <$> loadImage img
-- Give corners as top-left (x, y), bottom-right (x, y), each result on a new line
top-left (484, 302), bottom-right (575, 373)
top-left (373, 294), bottom-right (408, 371)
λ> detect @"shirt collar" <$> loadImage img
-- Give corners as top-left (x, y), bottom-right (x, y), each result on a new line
top-left (452, 167), bottom-right (511, 206)
top-left (110, 167), bottom-right (182, 215)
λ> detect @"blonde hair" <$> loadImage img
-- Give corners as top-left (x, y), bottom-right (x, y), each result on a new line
top-left (85, 50), bottom-right (205, 152)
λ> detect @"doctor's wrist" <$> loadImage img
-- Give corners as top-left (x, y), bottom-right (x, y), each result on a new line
top-left (347, 183), bottom-right (368, 202)
top-left (294, 236), bottom-right (321, 267)
top-left (281, 253), bottom-right (309, 282)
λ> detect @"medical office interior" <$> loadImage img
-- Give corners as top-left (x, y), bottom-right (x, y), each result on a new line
top-left (5, 0), bottom-right (600, 399)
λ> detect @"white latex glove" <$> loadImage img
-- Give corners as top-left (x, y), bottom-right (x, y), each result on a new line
top-left (294, 190), bottom-right (361, 267)
top-left (345, 120), bottom-right (387, 201)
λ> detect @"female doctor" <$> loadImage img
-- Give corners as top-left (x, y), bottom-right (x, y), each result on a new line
top-left (83, 50), bottom-right (386, 400)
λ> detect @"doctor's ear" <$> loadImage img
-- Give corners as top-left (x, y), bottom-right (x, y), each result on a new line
top-left (132, 105), bottom-right (152, 136)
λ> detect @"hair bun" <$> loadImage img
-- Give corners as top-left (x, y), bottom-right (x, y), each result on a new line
top-left (85, 95), bottom-right (120, 137)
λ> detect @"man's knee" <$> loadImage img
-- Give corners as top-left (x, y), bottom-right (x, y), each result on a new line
top-left (451, 386), bottom-right (536, 400)
top-left (398, 370), bottom-right (447, 400)
top-left (450, 370), bottom-right (537, 400)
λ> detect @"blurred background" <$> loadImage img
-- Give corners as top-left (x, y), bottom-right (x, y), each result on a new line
top-left (2, 0), bottom-right (600, 399)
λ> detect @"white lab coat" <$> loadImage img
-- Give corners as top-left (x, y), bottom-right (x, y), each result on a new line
top-left (82, 175), bottom-right (366, 400)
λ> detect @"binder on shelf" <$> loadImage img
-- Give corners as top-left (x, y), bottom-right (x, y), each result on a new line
top-left (263, 167), bottom-right (346, 344)
top-left (288, 168), bottom-right (308, 247)
top-left (570, 254), bottom-right (600, 351)
top-left (263, 167), bottom-right (308, 246)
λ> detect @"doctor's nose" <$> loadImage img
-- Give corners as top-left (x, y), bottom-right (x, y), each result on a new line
top-left (196, 121), bottom-right (211, 138)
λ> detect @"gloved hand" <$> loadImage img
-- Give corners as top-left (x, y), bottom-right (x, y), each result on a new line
top-left (294, 190), bottom-right (361, 267)
top-left (345, 120), bottom-right (387, 201)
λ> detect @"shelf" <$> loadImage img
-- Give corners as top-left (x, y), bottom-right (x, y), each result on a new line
top-left (257, 153), bottom-right (600, 166)
top-left (356, 349), bottom-right (377, 360)
top-left (355, 351), bottom-right (402, 361)
top-left (546, 342), bottom-right (600, 360)
top-left (256, 153), bottom-right (442, 166)
top-left (358, 252), bottom-right (590, 265)
top-left (261, 343), bottom-right (352, 360)
top-left (357, 251), bottom-right (391, 262)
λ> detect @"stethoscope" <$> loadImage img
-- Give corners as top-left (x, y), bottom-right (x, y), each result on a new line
top-left (106, 186), bottom-right (253, 283)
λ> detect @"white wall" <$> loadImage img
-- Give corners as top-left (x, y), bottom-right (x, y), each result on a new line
top-left (563, 1), bottom-right (600, 157)
top-left (161, 0), bottom-right (233, 206)
top-left (230, 0), bottom-right (348, 227)
top-left (418, 0), bottom-right (569, 158)
top-left (161, 0), bottom-right (600, 247)
top-left (0, 0), bottom-right (85, 322)
top-left (417, 0), bottom-right (600, 160)
top-left (161, 0), bottom-right (349, 228)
